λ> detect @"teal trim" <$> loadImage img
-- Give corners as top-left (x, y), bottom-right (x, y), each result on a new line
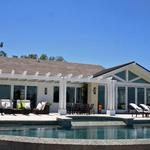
top-left (128, 71), bottom-right (138, 81)
top-left (115, 71), bottom-right (126, 80)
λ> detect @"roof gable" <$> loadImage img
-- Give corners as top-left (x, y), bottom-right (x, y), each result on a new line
top-left (93, 61), bottom-right (150, 83)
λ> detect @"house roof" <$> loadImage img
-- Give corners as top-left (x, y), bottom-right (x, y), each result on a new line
top-left (93, 61), bottom-right (150, 78)
top-left (0, 57), bottom-right (104, 77)
top-left (93, 61), bottom-right (135, 78)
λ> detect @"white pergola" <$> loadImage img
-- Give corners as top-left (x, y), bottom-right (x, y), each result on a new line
top-left (0, 69), bottom-right (116, 115)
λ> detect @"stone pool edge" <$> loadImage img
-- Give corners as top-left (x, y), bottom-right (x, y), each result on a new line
top-left (0, 135), bottom-right (149, 145)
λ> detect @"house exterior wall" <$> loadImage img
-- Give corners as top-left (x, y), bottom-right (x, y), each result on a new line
top-left (87, 83), bottom-right (98, 113)
top-left (0, 79), bottom-right (82, 113)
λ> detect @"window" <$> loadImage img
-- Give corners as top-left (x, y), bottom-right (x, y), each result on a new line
top-left (128, 87), bottom-right (135, 105)
top-left (98, 85), bottom-right (105, 109)
top-left (0, 85), bottom-right (11, 99)
top-left (133, 78), bottom-right (149, 84)
top-left (76, 87), bottom-right (82, 103)
top-left (27, 86), bottom-right (37, 109)
top-left (67, 87), bottom-right (75, 103)
top-left (137, 88), bottom-right (144, 105)
top-left (14, 86), bottom-right (25, 108)
top-left (117, 87), bottom-right (126, 110)
top-left (53, 86), bottom-right (59, 103)
top-left (115, 71), bottom-right (126, 80)
top-left (128, 71), bottom-right (138, 81)
top-left (146, 88), bottom-right (150, 105)
top-left (14, 86), bottom-right (25, 100)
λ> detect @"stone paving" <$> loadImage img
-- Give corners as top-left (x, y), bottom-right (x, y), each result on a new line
top-left (0, 113), bottom-right (149, 122)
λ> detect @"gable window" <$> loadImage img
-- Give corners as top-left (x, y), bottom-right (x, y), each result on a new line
top-left (128, 71), bottom-right (138, 81)
top-left (133, 78), bottom-right (149, 84)
top-left (53, 86), bottom-right (59, 103)
top-left (115, 71), bottom-right (126, 80)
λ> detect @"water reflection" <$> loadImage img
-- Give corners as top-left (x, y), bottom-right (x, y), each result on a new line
top-left (0, 125), bottom-right (150, 139)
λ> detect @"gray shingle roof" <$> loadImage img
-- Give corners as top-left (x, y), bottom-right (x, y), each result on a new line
top-left (0, 57), bottom-right (104, 77)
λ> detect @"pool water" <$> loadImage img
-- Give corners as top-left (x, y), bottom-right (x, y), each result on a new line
top-left (0, 125), bottom-right (150, 139)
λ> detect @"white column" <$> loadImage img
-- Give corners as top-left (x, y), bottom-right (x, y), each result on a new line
top-left (58, 80), bottom-right (67, 115)
top-left (106, 80), bottom-right (116, 116)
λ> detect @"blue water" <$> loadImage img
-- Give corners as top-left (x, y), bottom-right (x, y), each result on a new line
top-left (0, 125), bottom-right (150, 139)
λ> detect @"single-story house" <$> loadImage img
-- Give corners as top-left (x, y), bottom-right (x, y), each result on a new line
top-left (0, 57), bottom-right (150, 115)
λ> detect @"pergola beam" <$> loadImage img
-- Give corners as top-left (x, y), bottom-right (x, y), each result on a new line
top-left (0, 71), bottom-right (105, 83)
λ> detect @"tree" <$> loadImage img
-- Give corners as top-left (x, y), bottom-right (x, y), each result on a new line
top-left (20, 55), bottom-right (28, 59)
top-left (0, 51), bottom-right (7, 57)
top-left (28, 54), bottom-right (38, 59)
top-left (40, 54), bottom-right (48, 60)
top-left (55, 56), bottom-right (65, 61)
top-left (49, 56), bottom-right (55, 61)
top-left (12, 55), bottom-right (18, 58)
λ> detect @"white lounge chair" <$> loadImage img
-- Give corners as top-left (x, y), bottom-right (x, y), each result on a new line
top-left (129, 103), bottom-right (144, 117)
top-left (140, 104), bottom-right (150, 117)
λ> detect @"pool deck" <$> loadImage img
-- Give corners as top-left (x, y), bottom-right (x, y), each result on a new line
top-left (0, 114), bottom-right (150, 150)
top-left (0, 113), bottom-right (149, 126)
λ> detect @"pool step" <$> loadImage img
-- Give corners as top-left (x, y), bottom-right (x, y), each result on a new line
top-left (57, 116), bottom-right (72, 129)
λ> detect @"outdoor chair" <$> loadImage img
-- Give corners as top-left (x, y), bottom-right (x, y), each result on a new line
top-left (32, 101), bottom-right (50, 114)
top-left (0, 99), bottom-right (14, 114)
top-left (66, 103), bottom-right (73, 114)
top-left (80, 104), bottom-right (90, 114)
top-left (11, 100), bottom-right (31, 115)
top-left (139, 104), bottom-right (150, 117)
top-left (129, 103), bottom-right (144, 117)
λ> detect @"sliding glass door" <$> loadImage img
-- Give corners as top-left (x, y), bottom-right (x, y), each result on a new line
top-left (117, 87), bottom-right (126, 110)
top-left (27, 86), bottom-right (37, 109)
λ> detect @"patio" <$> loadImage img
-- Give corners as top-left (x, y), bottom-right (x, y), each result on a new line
top-left (0, 113), bottom-right (149, 126)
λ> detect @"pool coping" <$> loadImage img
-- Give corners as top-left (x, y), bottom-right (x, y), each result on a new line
top-left (0, 135), bottom-right (150, 146)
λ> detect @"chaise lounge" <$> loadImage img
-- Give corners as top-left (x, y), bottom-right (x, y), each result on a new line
top-left (129, 103), bottom-right (150, 117)
top-left (32, 101), bottom-right (50, 114)
top-left (139, 104), bottom-right (150, 117)
top-left (129, 103), bottom-right (144, 117)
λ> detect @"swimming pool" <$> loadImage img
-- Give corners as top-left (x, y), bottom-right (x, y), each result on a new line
top-left (0, 124), bottom-right (150, 139)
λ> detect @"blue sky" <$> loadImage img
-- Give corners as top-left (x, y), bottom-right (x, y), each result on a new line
top-left (0, 0), bottom-right (150, 69)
